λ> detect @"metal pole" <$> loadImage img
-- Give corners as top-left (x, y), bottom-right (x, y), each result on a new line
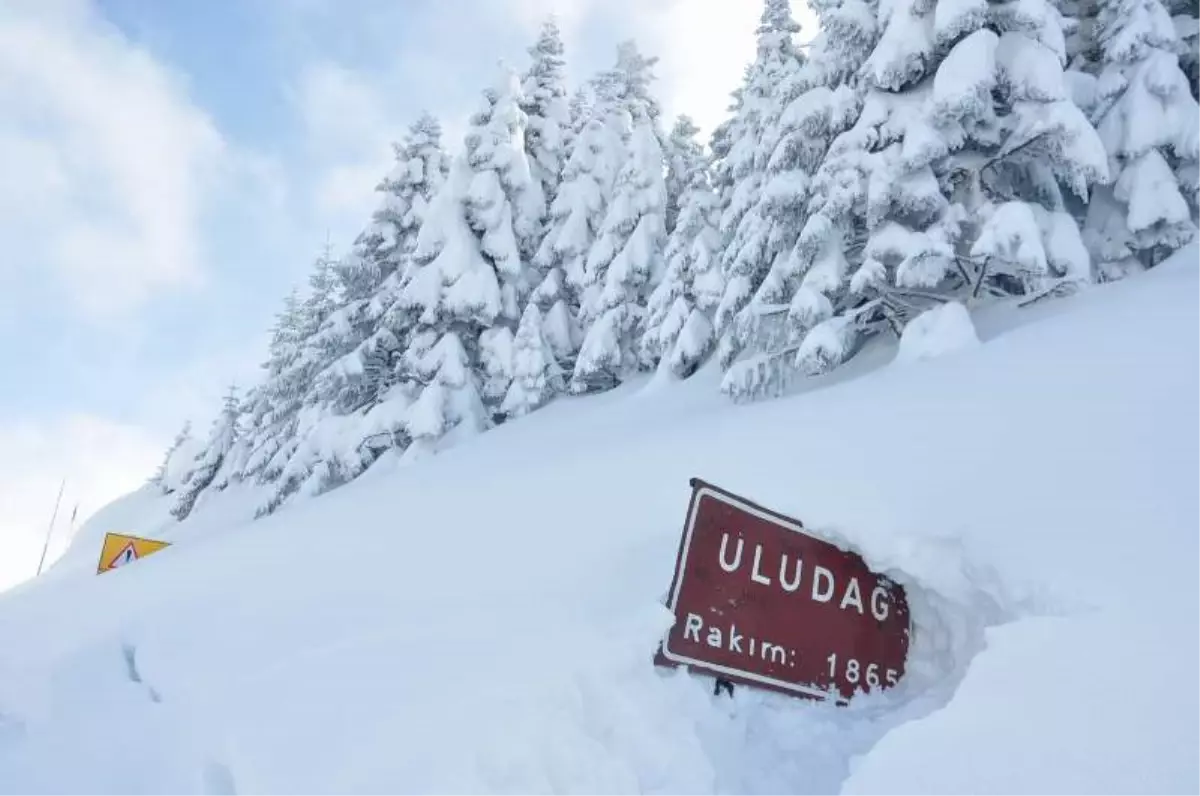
top-left (36, 479), bottom-right (65, 577)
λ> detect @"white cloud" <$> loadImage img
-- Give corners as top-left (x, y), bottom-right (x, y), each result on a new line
top-left (638, 1), bottom-right (763, 136)
top-left (616, 1), bottom-right (818, 138)
top-left (498, 0), bottom-right (592, 34)
top-left (292, 61), bottom-right (398, 226)
top-left (0, 414), bottom-right (162, 591)
top-left (0, 0), bottom-right (226, 318)
top-left (137, 333), bottom-right (274, 436)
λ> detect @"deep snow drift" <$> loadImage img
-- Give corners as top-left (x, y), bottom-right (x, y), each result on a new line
top-left (0, 248), bottom-right (1196, 794)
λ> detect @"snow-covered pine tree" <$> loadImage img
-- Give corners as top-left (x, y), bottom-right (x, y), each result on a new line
top-left (707, 79), bottom-right (747, 257)
top-left (526, 255), bottom-right (580, 372)
top-left (296, 115), bottom-right (454, 479)
top-left (467, 63), bottom-right (544, 280)
top-left (711, 0), bottom-right (806, 365)
top-left (565, 41), bottom-right (670, 393)
top-left (564, 87), bottom-right (591, 157)
top-left (397, 66), bottom-right (540, 456)
top-left (318, 114), bottom-right (450, 418)
top-left (664, 115), bottom-right (704, 236)
top-left (641, 144), bottom-right (724, 379)
top-left (715, 0), bottom-right (868, 392)
top-left (1085, 0), bottom-right (1199, 277)
top-left (340, 117), bottom-right (457, 460)
top-left (571, 103), bottom-right (668, 392)
top-left (530, 64), bottom-right (627, 374)
top-left (171, 387), bottom-right (240, 521)
top-left (239, 288), bottom-right (305, 483)
top-left (521, 19), bottom-right (570, 221)
top-left (210, 390), bottom-right (256, 492)
top-left (249, 251), bottom-right (344, 516)
top-left (724, 0), bottom-right (1110, 400)
top-left (464, 63), bottom-right (543, 408)
top-left (152, 421), bottom-right (193, 493)
top-left (255, 119), bottom-right (456, 516)
top-left (501, 303), bottom-right (564, 417)
top-left (609, 39), bottom-right (664, 124)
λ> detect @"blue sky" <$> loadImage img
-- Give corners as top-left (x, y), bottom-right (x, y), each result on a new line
top-left (0, 0), bottom-right (789, 587)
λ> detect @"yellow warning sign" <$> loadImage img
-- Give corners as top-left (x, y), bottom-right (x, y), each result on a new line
top-left (97, 532), bottom-right (171, 574)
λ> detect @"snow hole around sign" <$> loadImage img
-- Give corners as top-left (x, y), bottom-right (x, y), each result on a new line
top-left (642, 523), bottom-right (1051, 794)
top-left (362, 525), bottom-right (1041, 796)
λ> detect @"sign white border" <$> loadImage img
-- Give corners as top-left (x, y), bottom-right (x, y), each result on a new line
top-left (660, 485), bottom-right (837, 701)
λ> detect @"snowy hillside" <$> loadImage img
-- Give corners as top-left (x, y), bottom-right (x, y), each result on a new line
top-left (0, 245), bottom-right (1195, 793)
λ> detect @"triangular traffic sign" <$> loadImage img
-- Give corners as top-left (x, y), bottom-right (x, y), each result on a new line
top-left (96, 532), bottom-right (171, 574)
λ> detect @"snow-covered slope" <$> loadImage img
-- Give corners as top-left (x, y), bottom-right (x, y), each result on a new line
top-left (0, 250), bottom-right (1196, 794)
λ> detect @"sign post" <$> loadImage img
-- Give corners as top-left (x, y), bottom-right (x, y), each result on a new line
top-left (655, 479), bottom-right (910, 703)
top-left (96, 532), bottom-right (172, 575)
top-left (35, 478), bottom-right (66, 577)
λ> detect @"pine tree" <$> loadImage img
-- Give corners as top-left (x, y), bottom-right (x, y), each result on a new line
top-left (501, 303), bottom-right (564, 417)
top-left (152, 421), bottom-right (193, 493)
top-left (564, 87), bottom-right (591, 156)
top-left (297, 115), bottom-right (454, 484)
top-left (1085, 0), bottom-right (1199, 277)
top-left (521, 19), bottom-right (570, 218)
top-left (240, 288), bottom-right (305, 483)
top-left (211, 391), bottom-right (255, 492)
top-left (708, 80), bottom-right (746, 261)
top-left (403, 331), bottom-right (489, 457)
top-left (571, 104), bottom-right (668, 392)
top-left (711, 0), bottom-right (806, 367)
top-left (255, 119), bottom-right (457, 515)
top-left (249, 251), bottom-right (344, 516)
top-left (464, 64), bottom-right (543, 319)
top-left (377, 114), bottom-right (453, 279)
top-left (566, 41), bottom-right (669, 393)
top-left (322, 114), bottom-right (450, 417)
top-left (395, 156), bottom-right (497, 455)
top-left (641, 150), bottom-right (724, 379)
top-left (527, 260), bottom-right (580, 369)
top-left (608, 39), bottom-right (664, 124)
top-left (715, 0), bottom-right (864, 391)
top-left (664, 115), bottom-right (705, 235)
top-left (172, 387), bottom-right (240, 521)
top-left (396, 66), bottom-right (539, 454)
top-left (531, 66), bottom-right (627, 374)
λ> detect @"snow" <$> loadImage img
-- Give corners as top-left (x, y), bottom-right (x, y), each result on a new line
top-left (865, 0), bottom-right (936, 91)
top-left (1117, 149), bottom-right (1193, 233)
top-left (996, 32), bottom-right (1069, 101)
top-left (1033, 206), bottom-right (1091, 281)
top-left (934, 0), bottom-right (988, 46)
top-left (895, 301), bottom-right (981, 364)
top-left (972, 201), bottom-right (1051, 283)
top-left (933, 29), bottom-right (999, 121)
top-left (844, 614), bottom-right (1198, 794)
top-left (159, 436), bottom-right (204, 495)
top-left (1, 250), bottom-right (1197, 793)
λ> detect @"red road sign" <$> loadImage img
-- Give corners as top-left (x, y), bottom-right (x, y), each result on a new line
top-left (655, 479), bottom-right (910, 702)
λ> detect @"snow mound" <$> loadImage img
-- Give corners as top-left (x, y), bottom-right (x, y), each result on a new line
top-left (0, 249), bottom-right (1195, 793)
top-left (895, 301), bottom-right (981, 364)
